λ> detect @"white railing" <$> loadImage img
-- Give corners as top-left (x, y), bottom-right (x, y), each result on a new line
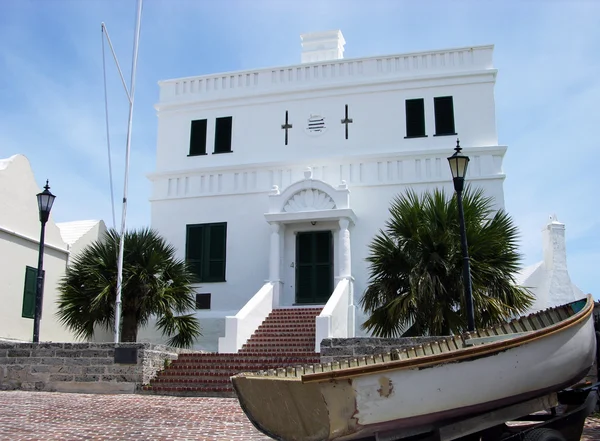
top-left (218, 282), bottom-right (275, 353)
top-left (315, 278), bottom-right (355, 352)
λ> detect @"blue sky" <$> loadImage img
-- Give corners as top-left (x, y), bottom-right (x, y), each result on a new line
top-left (0, 0), bottom-right (598, 297)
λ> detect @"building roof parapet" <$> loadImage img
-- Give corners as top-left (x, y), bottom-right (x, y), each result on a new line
top-left (157, 44), bottom-right (494, 105)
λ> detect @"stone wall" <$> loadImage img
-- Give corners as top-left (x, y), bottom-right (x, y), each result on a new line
top-left (0, 342), bottom-right (189, 393)
top-left (320, 337), bottom-right (444, 363)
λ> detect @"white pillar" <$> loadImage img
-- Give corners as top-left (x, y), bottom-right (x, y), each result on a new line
top-left (338, 218), bottom-right (352, 279)
top-left (269, 223), bottom-right (281, 282)
top-left (338, 217), bottom-right (355, 338)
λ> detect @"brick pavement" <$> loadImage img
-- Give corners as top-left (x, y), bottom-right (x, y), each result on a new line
top-left (0, 391), bottom-right (271, 441)
top-left (0, 391), bottom-right (598, 440)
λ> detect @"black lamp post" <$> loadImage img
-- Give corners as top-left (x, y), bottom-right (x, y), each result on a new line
top-left (447, 140), bottom-right (475, 332)
top-left (33, 180), bottom-right (56, 343)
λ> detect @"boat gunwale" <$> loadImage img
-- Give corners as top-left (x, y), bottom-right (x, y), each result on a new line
top-left (301, 295), bottom-right (594, 383)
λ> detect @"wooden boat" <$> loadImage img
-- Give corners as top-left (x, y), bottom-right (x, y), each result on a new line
top-left (231, 295), bottom-right (596, 441)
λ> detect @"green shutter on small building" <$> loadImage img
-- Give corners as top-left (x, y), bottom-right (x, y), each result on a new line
top-left (22, 266), bottom-right (38, 319)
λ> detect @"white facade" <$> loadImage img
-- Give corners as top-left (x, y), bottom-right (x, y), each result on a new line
top-left (0, 155), bottom-right (72, 342)
top-left (57, 220), bottom-right (107, 263)
top-left (149, 33), bottom-right (506, 352)
top-left (518, 215), bottom-right (584, 313)
top-left (0, 155), bottom-right (107, 343)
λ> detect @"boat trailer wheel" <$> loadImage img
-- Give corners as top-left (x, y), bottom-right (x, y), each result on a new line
top-left (522, 428), bottom-right (566, 441)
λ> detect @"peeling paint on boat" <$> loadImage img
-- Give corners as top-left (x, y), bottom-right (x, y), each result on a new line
top-left (377, 376), bottom-right (393, 398)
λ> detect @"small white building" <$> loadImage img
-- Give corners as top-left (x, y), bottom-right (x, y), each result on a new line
top-left (518, 215), bottom-right (584, 313)
top-left (57, 220), bottom-right (107, 264)
top-left (0, 154), bottom-right (106, 342)
top-left (147, 31), bottom-right (507, 352)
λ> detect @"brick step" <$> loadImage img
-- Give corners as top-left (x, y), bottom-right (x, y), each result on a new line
top-left (177, 351), bottom-right (318, 358)
top-left (177, 356), bottom-right (317, 360)
top-left (170, 360), bottom-right (320, 369)
top-left (270, 308), bottom-right (322, 313)
top-left (250, 331), bottom-right (316, 338)
top-left (140, 385), bottom-right (236, 398)
top-left (244, 337), bottom-right (315, 342)
top-left (261, 318), bottom-right (317, 323)
top-left (246, 334), bottom-right (315, 340)
top-left (151, 377), bottom-right (232, 385)
top-left (237, 348), bottom-right (316, 353)
top-left (256, 322), bottom-right (316, 332)
top-left (157, 370), bottom-right (254, 378)
top-left (164, 361), bottom-right (320, 371)
top-left (239, 347), bottom-right (314, 352)
top-left (263, 314), bottom-right (318, 319)
top-left (241, 341), bottom-right (314, 348)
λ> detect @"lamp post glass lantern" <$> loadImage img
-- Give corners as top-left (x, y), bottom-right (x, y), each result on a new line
top-left (447, 140), bottom-right (475, 332)
top-left (33, 180), bottom-right (56, 343)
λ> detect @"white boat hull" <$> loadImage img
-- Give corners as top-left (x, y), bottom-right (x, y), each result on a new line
top-left (326, 310), bottom-right (595, 439)
top-left (233, 296), bottom-right (596, 441)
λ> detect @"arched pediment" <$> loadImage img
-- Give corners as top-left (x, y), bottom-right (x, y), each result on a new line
top-left (267, 167), bottom-right (350, 215)
top-left (283, 189), bottom-right (336, 212)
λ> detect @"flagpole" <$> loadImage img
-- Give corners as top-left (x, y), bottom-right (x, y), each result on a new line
top-left (114, 0), bottom-right (143, 343)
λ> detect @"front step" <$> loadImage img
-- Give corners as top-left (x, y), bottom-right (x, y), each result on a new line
top-left (141, 307), bottom-right (323, 397)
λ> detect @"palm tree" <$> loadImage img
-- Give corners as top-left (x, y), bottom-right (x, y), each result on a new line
top-left (361, 187), bottom-right (533, 337)
top-left (56, 228), bottom-right (201, 348)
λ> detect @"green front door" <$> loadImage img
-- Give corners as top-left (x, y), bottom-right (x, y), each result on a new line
top-left (295, 231), bottom-right (333, 304)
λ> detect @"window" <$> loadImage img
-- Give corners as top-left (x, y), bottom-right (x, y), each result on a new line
top-left (214, 116), bottom-right (233, 154)
top-left (189, 119), bottom-right (208, 156)
top-left (195, 293), bottom-right (211, 310)
top-left (434, 96), bottom-right (456, 136)
top-left (22, 266), bottom-right (38, 319)
top-left (186, 223), bottom-right (227, 282)
top-left (405, 98), bottom-right (426, 138)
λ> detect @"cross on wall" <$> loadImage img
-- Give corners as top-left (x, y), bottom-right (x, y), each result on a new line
top-left (281, 111), bottom-right (292, 145)
top-left (341, 104), bottom-right (353, 140)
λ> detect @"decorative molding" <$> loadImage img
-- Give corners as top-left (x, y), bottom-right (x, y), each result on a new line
top-left (148, 146), bottom-right (507, 202)
top-left (157, 45), bottom-right (494, 107)
top-left (283, 189), bottom-right (336, 213)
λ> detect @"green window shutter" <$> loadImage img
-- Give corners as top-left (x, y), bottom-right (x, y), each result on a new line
top-left (189, 119), bottom-right (207, 156)
top-left (185, 223), bottom-right (227, 283)
top-left (405, 98), bottom-right (426, 138)
top-left (22, 266), bottom-right (38, 319)
top-left (205, 223), bottom-right (227, 282)
top-left (434, 96), bottom-right (456, 136)
top-left (185, 225), bottom-right (204, 281)
top-left (214, 116), bottom-right (233, 154)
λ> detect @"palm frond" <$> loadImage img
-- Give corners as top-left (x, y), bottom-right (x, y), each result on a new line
top-left (56, 227), bottom-right (201, 348)
top-left (361, 186), bottom-right (533, 337)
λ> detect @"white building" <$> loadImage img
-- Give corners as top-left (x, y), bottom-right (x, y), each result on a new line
top-left (517, 215), bottom-right (584, 313)
top-left (147, 31), bottom-right (507, 352)
top-left (57, 220), bottom-right (107, 264)
top-left (0, 154), bottom-right (106, 342)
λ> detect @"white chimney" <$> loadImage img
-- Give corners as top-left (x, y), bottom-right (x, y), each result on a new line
top-left (300, 30), bottom-right (345, 64)
top-left (542, 214), bottom-right (567, 273)
top-left (541, 214), bottom-right (579, 307)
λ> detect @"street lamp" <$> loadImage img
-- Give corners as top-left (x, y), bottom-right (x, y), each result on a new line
top-left (447, 140), bottom-right (475, 332)
top-left (33, 180), bottom-right (56, 343)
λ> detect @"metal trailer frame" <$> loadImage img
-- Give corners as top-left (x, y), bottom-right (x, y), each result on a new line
top-left (368, 382), bottom-right (599, 441)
